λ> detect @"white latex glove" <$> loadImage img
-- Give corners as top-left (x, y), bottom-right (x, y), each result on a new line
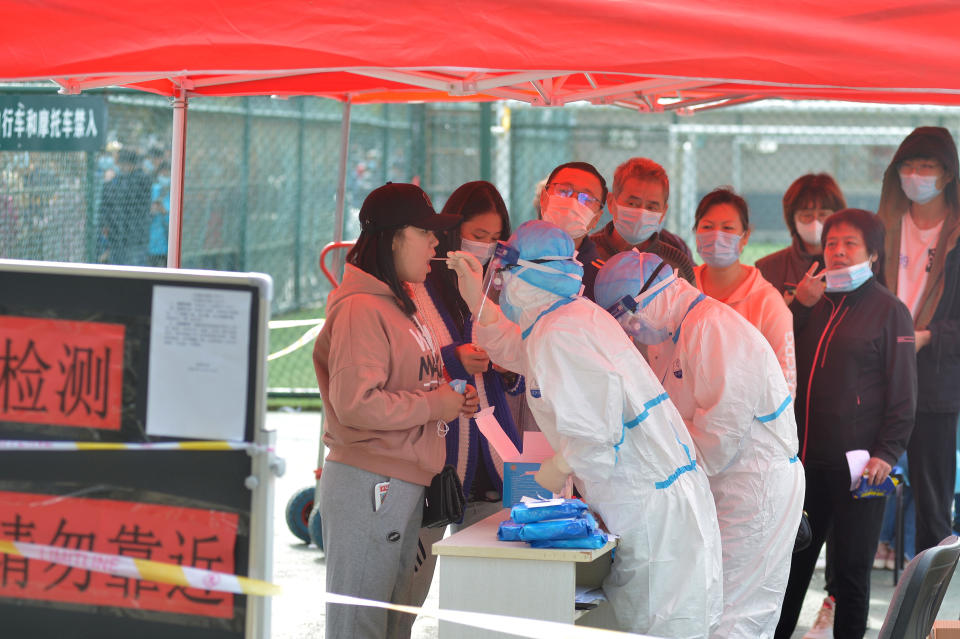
top-left (534, 455), bottom-right (573, 494)
top-left (446, 250), bottom-right (485, 314)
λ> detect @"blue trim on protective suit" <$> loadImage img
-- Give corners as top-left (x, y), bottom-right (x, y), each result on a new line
top-left (614, 392), bottom-right (669, 459)
top-left (612, 392), bottom-right (699, 488)
top-left (655, 435), bottom-right (698, 489)
top-left (789, 455), bottom-right (799, 463)
top-left (521, 297), bottom-right (574, 340)
top-left (622, 392), bottom-right (671, 431)
top-left (756, 394), bottom-right (793, 423)
top-left (672, 293), bottom-right (705, 344)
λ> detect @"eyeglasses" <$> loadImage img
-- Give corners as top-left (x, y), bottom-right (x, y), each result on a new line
top-left (795, 209), bottom-right (834, 224)
top-left (546, 182), bottom-right (602, 211)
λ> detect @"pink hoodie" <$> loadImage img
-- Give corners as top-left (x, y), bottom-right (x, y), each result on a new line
top-left (313, 264), bottom-right (446, 486)
top-left (695, 264), bottom-right (797, 396)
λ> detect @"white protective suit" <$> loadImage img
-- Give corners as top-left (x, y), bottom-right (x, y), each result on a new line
top-left (635, 273), bottom-right (806, 639)
top-left (477, 280), bottom-right (724, 638)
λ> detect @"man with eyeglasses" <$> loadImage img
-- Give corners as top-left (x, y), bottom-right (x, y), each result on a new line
top-left (538, 161), bottom-right (607, 300)
top-left (590, 157), bottom-right (695, 284)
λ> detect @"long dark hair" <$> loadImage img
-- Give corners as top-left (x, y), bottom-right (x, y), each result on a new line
top-left (821, 208), bottom-right (887, 286)
top-left (433, 181), bottom-right (511, 333)
top-left (346, 227), bottom-right (416, 315)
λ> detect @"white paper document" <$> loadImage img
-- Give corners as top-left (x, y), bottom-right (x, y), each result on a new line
top-left (520, 496), bottom-right (564, 508)
top-left (474, 406), bottom-right (521, 459)
top-left (575, 585), bottom-right (608, 604)
top-left (146, 285), bottom-right (252, 440)
top-left (846, 449), bottom-right (871, 490)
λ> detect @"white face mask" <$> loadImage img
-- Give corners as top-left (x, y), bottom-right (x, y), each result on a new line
top-left (614, 205), bottom-right (662, 245)
top-left (542, 195), bottom-right (596, 239)
top-left (900, 172), bottom-right (943, 205)
top-left (460, 237), bottom-right (496, 264)
top-left (795, 219), bottom-right (823, 246)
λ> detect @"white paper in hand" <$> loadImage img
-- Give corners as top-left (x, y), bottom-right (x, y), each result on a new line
top-left (474, 406), bottom-right (520, 459)
top-left (846, 449), bottom-right (871, 490)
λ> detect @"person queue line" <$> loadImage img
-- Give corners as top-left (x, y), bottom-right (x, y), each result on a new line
top-left (312, 125), bottom-right (960, 639)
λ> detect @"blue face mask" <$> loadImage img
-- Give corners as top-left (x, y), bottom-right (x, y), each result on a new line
top-left (900, 172), bottom-right (942, 205)
top-left (614, 205), bottom-right (662, 245)
top-left (696, 230), bottom-right (743, 268)
top-left (824, 259), bottom-right (874, 292)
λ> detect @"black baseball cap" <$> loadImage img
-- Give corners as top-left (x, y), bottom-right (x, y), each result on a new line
top-left (359, 182), bottom-right (460, 232)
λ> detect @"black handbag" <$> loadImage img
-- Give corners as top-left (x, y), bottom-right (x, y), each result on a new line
top-left (422, 465), bottom-right (466, 528)
top-left (794, 511), bottom-right (812, 554)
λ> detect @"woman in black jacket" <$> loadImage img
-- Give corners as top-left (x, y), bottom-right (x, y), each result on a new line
top-left (775, 209), bottom-right (917, 639)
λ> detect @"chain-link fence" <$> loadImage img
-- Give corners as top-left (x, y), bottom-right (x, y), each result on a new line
top-left (4, 86), bottom-right (960, 395)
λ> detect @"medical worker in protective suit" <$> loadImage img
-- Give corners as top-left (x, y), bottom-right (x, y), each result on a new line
top-left (595, 250), bottom-right (806, 639)
top-left (447, 220), bottom-right (723, 638)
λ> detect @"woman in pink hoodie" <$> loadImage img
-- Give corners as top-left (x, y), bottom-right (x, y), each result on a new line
top-left (694, 187), bottom-right (797, 396)
top-left (313, 183), bottom-right (478, 639)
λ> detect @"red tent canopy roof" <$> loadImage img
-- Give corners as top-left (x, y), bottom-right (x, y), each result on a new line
top-left (5, 1), bottom-right (960, 110)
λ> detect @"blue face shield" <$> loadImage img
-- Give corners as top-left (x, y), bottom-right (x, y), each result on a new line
top-left (604, 260), bottom-right (676, 344)
top-left (478, 241), bottom-right (582, 321)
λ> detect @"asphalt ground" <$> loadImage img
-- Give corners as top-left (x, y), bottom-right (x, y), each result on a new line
top-left (267, 409), bottom-right (960, 639)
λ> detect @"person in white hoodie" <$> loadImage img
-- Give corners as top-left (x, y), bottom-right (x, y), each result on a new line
top-left (693, 187), bottom-right (796, 396)
top-left (447, 220), bottom-right (723, 638)
top-left (596, 250), bottom-right (805, 639)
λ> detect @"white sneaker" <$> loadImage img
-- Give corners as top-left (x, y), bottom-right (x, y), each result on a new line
top-left (802, 596), bottom-right (835, 639)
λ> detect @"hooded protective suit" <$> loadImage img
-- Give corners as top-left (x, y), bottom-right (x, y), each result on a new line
top-left (596, 251), bottom-right (805, 639)
top-left (462, 221), bottom-right (723, 638)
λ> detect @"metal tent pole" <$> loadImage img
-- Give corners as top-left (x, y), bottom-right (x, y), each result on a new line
top-left (167, 90), bottom-right (188, 268)
top-left (332, 97), bottom-right (352, 278)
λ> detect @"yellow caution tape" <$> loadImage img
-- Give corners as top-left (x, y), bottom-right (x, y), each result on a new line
top-left (0, 440), bottom-right (270, 453)
top-left (0, 539), bottom-right (280, 597)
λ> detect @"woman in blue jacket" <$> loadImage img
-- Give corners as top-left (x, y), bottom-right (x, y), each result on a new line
top-left (398, 181), bottom-right (522, 634)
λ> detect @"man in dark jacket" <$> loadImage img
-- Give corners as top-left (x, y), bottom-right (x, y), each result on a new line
top-left (538, 161), bottom-right (607, 301)
top-left (878, 126), bottom-right (960, 553)
top-left (100, 148), bottom-right (152, 266)
top-left (590, 157), bottom-right (695, 284)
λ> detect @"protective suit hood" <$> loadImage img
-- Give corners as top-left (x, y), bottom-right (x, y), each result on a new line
top-left (499, 276), bottom-right (566, 336)
top-left (507, 220), bottom-right (584, 298)
top-left (637, 276), bottom-right (705, 339)
top-left (595, 251), bottom-right (701, 343)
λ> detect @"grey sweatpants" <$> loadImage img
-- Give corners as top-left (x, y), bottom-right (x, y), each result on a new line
top-left (319, 460), bottom-right (425, 639)
top-left (393, 499), bottom-right (505, 637)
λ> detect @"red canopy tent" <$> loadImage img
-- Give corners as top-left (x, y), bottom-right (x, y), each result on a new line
top-left (4, 0), bottom-right (960, 264)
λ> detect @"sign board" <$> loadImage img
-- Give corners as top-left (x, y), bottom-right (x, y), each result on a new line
top-left (0, 259), bottom-right (274, 639)
top-left (0, 95), bottom-right (106, 152)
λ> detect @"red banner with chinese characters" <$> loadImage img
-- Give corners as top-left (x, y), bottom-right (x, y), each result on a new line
top-left (0, 491), bottom-right (238, 618)
top-left (0, 315), bottom-right (124, 430)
